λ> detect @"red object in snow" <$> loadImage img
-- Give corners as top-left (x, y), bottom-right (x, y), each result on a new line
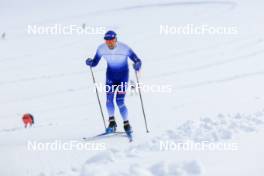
top-left (22, 113), bottom-right (34, 128)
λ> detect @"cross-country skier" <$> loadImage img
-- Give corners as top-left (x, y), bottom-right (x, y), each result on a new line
top-left (86, 30), bottom-right (142, 137)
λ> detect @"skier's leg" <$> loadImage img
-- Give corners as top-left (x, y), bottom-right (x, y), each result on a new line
top-left (105, 80), bottom-right (117, 132)
top-left (105, 80), bottom-right (115, 118)
top-left (116, 86), bottom-right (132, 136)
top-left (116, 77), bottom-right (132, 139)
top-left (106, 91), bottom-right (115, 118)
top-left (116, 92), bottom-right (128, 121)
top-left (116, 81), bottom-right (128, 121)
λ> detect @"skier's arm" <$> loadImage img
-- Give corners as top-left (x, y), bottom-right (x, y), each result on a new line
top-left (86, 48), bottom-right (102, 67)
top-left (91, 51), bottom-right (102, 66)
top-left (128, 48), bottom-right (142, 71)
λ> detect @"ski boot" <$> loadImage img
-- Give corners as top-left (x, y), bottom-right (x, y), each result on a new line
top-left (105, 116), bottom-right (117, 133)
top-left (124, 120), bottom-right (133, 141)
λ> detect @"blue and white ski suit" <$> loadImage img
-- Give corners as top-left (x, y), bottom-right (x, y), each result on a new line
top-left (89, 42), bottom-right (142, 121)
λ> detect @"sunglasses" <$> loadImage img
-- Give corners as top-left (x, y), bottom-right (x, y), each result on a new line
top-left (105, 39), bottom-right (116, 44)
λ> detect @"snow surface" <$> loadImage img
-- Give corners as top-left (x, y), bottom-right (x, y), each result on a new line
top-left (1, 0), bottom-right (264, 175)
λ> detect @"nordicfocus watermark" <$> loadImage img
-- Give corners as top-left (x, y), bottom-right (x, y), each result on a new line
top-left (93, 82), bottom-right (172, 94)
top-left (27, 140), bottom-right (106, 151)
top-left (27, 24), bottom-right (106, 35)
top-left (160, 24), bottom-right (238, 35)
top-left (160, 140), bottom-right (239, 151)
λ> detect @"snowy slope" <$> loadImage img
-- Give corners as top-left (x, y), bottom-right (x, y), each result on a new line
top-left (1, 0), bottom-right (264, 175)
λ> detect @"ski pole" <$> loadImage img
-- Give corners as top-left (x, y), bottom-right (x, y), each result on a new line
top-left (89, 66), bottom-right (106, 130)
top-left (135, 70), bottom-right (150, 133)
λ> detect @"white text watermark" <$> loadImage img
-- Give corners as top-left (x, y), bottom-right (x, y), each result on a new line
top-left (160, 140), bottom-right (239, 151)
top-left (160, 24), bottom-right (238, 35)
top-left (92, 82), bottom-right (173, 94)
top-left (27, 24), bottom-right (106, 36)
top-left (27, 140), bottom-right (106, 151)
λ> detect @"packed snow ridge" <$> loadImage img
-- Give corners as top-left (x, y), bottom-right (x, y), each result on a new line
top-left (77, 109), bottom-right (264, 176)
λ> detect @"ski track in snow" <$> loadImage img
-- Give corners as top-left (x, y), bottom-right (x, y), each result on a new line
top-left (174, 69), bottom-right (264, 90)
top-left (20, 0), bottom-right (237, 25)
top-left (149, 39), bottom-right (264, 79)
top-left (151, 37), bottom-right (261, 64)
top-left (152, 48), bottom-right (264, 79)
